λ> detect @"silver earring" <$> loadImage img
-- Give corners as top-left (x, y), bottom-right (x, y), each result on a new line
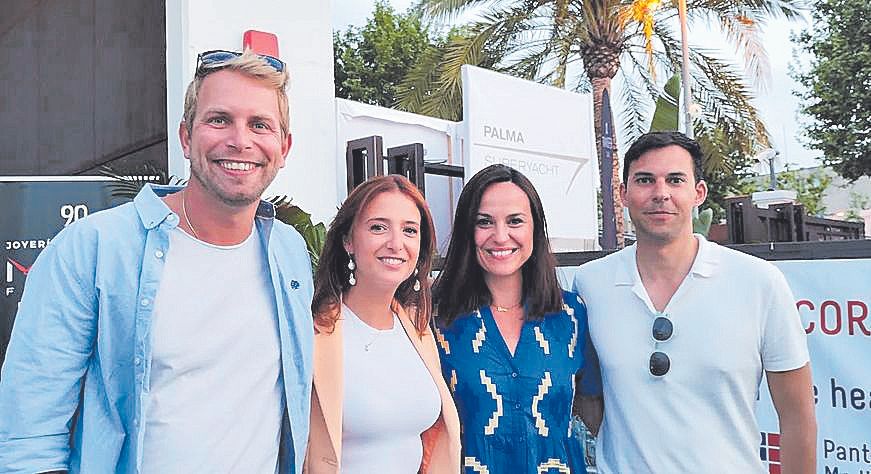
top-left (412, 268), bottom-right (421, 292)
top-left (347, 254), bottom-right (356, 286)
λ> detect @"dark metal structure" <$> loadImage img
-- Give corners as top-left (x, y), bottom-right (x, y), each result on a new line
top-left (725, 196), bottom-right (864, 244)
top-left (386, 143), bottom-right (426, 192)
top-left (553, 239), bottom-right (871, 268)
top-left (345, 136), bottom-right (384, 192)
top-left (345, 135), bottom-right (464, 195)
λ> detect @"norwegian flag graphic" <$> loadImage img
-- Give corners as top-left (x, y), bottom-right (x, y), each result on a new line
top-left (760, 432), bottom-right (782, 474)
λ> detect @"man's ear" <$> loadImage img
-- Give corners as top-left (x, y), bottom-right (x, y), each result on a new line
top-left (619, 182), bottom-right (627, 204)
top-left (695, 179), bottom-right (708, 207)
top-left (179, 122), bottom-right (191, 159)
top-left (283, 132), bottom-right (292, 156)
top-left (278, 132), bottom-right (292, 168)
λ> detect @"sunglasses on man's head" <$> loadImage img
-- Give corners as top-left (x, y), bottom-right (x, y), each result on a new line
top-left (195, 50), bottom-right (285, 76)
top-left (649, 315), bottom-right (673, 377)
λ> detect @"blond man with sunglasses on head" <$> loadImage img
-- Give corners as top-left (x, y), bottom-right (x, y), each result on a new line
top-left (0, 50), bottom-right (314, 474)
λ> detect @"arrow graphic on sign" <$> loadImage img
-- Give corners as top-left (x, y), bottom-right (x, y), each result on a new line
top-left (8, 258), bottom-right (30, 276)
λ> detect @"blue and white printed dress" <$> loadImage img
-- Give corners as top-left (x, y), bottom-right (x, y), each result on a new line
top-left (434, 290), bottom-right (600, 473)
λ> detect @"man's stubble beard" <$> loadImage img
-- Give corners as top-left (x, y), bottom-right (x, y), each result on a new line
top-left (188, 159), bottom-right (277, 208)
top-left (631, 212), bottom-right (690, 246)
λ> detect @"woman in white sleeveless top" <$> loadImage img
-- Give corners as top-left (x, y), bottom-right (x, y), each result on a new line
top-left (303, 175), bottom-right (460, 474)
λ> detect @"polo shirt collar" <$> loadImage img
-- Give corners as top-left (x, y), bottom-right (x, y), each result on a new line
top-left (614, 233), bottom-right (719, 287)
top-left (614, 244), bottom-right (638, 286)
top-left (689, 234), bottom-right (718, 278)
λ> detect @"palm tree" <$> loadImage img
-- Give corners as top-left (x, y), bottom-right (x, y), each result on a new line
top-left (398, 0), bottom-right (807, 244)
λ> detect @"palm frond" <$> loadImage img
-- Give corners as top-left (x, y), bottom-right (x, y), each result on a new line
top-left (438, 23), bottom-right (498, 90)
top-left (399, 3), bottom-right (544, 120)
top-left (723, 12), bottom-right (770, 88)
top-left (421, 0), bottom-right (495, 22)
top-left (689, 0), bottom-right (809, 22)
top-left (618, 66), bottom-right (652, 144)
top-left (98, 163), bottom-right (180, 202)
top-left (396, 44), bottom-right (450, 113)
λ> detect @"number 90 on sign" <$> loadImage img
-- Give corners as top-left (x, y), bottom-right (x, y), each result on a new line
top-left (61, 204), bottom-right (89, 226)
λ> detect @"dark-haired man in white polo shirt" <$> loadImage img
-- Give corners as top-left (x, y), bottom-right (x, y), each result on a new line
top-left (574, 131), bottom-right (816, 473)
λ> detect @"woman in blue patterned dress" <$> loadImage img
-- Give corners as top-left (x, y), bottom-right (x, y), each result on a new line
top-left (432, 164), bottom-right (602, 473)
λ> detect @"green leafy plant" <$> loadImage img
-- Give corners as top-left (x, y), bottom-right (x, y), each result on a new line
top-left (649, 74), bottom-right (680, 133)
top-left (269, 196), bottom-right (327, 273)
top-left (334, 1), bottom-right (442, 107)
top-left (794, 0), bottom-right (871, 182)
top-left (692, 207), bottom-right (713, 237)
top-left (844, 191), bottom-right (870, 222)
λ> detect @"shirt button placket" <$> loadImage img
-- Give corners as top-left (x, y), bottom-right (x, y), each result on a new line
top-left (509, 363), bottom-right (523, 438)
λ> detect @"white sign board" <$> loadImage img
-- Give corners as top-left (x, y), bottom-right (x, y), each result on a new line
top-left (462, 65), bottom-right (598, 251)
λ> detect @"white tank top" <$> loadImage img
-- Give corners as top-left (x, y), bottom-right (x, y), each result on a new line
top-left (341, 304), bottom-right (441, 473)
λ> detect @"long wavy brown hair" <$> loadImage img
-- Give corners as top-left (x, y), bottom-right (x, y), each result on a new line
top-left (312, 175), bottom-right (436, 335)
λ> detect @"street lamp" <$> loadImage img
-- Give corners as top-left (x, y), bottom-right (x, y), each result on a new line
top-left (750, 148), bottom-right (796, 210)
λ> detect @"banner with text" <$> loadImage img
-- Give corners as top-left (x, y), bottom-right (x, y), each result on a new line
top-left (1, 180), bottom-right (123, 370)
top-left (462, 65), bottom-right (598, 251)
top-left (757, 259), bottom-right (871, 474)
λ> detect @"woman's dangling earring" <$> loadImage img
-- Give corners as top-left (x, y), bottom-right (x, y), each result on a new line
top-left (412, 268), bottom-right (421, 292)
top-left (347, 253), bottom-right (357, 286)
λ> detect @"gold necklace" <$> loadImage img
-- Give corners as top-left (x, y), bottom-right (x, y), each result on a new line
top-left (181, 189), bottom-right (201, 240)
top-left (493, 301), bottom-right (522, 312)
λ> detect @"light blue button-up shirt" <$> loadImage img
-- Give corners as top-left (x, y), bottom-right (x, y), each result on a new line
top-left (0, 184), bottom-right (314, 474)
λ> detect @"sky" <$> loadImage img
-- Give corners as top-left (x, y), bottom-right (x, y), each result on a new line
top-left (331, 0), bottom-right (820, 170)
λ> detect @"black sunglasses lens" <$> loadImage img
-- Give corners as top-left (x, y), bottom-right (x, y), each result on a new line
top-left (650, 351), bottom-right (670, 376)
top-left (652, 316), bottom-right (673, 341)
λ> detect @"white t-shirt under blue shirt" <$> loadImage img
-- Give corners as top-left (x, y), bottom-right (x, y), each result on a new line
top-left (142, 227), bottom-right (283, 474)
